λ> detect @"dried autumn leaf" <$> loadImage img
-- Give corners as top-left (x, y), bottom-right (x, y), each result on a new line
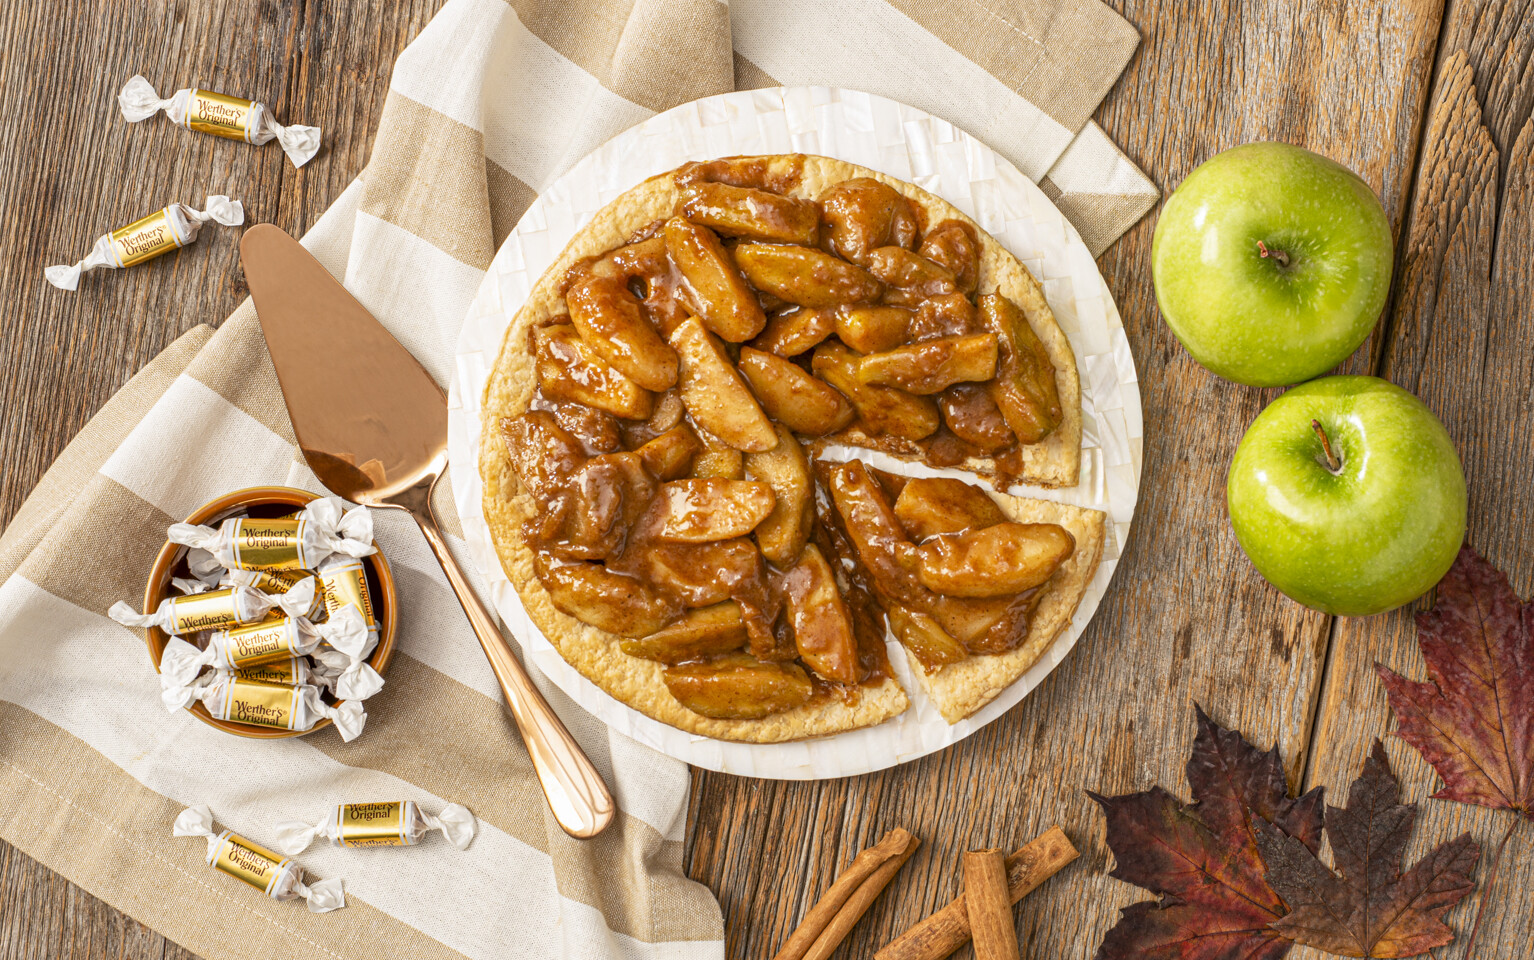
top-left (1089, 707), bottom-right (1323, 960)
top-left (1375, 546), bottom-right (1534, 817)
top-left (1256, 742), bottom-right (1480, 958)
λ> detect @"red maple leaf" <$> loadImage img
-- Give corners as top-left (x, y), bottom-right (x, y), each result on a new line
top-left (1375, 546), bottom-right (1534, 816)
top-left (1089, 707), bottom-right (1323, 959)
top-left (1256, 742), bottom-right (1479, 958)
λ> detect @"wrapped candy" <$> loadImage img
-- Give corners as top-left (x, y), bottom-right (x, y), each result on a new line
top-left (119, 77), bottom-right (321, 168)
top-left (169, 497), bottom-right (374, 573)
top-left (173, 806), bottom-right (344, 913)
top-left (228, 654), bottom-right (318, 687)
top-left (109, 577), bottom-right (318, 636)
top-left (274, 801), bottom-right (475, 854)
top-left (163, 673), bottom-right (366, 741)
top-left (224, 565), bottom-right (316, 595)
top-left (317, 555), bottom-right (378, 642)
top-left (44, 196), bottom-right (244, 291)
top-left (159, 606), bottom-right (365, 682)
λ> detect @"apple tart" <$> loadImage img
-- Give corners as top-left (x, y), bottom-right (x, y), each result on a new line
top-left (481, 155), bottom-right (1105, 741)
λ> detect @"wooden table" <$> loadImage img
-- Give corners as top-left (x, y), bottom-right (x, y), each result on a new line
top-left (3, 1), bottom-right (1530, 957)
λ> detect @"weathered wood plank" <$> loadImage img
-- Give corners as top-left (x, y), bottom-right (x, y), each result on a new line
top-left (1302, 30), bottom-right (1534, 958)
top-left (685, 3), bottom-right (1447, 958)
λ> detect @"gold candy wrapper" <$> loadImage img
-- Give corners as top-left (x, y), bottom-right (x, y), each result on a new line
top-left (319, 555), bottom-right (379, 639)
top-left (119, 76), bottom-right (321, 167)
top-left (158, 606), bottom-right (382, 701)
top-left (110, 577), bottom-right (318, 636)
top-left (44, 196), bottom-right (244, 291)
top-left (173, 806), bottom-right (344, 913)
top-left (170, 497), bottom-right (375, 573)
top-left (274, 801), bottom-right (476, 854)
top-left (164, 673), bottom-right (366, 741)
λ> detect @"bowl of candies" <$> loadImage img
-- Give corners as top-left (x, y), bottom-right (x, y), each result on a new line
top-left (112, 486), bottom-right (398, 739)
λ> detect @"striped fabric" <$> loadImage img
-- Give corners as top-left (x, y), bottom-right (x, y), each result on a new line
top-left (0, 1), bottom-right (1154, 957)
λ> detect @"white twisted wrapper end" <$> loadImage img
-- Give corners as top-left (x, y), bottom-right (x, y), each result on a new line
top-left (171, 805), bottom-right (221, 859)
top-left (293, 877), bottom-right (345, 913)
top-left (161, 671), bottom-right (215, 713)
top-left (117, 75), bottom-right (175, 122)
top-left (108, 599), bottom-right (158, 630)
top-left (304, 497), bottom-right (377, 559)
top-left (271, 818), bottom-right (325, 856)
top-left (309, 606), bottom-right (385, 700)
top-left (258, 112), bottom-right (322, 168)
top-left (425, 804), bottom-right (476, 850)
top-left (160, 636), bottom-right (218, 687)
top-left (266, 577), bottom-right (319, 620)
top-left (307, 689), bottom-right (366, 742)
top-left (44, 234), bottom-right (114, 291)
top-left (168, 520), bottom-right (229, 564)
top-left (178, 195), bottom-right (245, 243)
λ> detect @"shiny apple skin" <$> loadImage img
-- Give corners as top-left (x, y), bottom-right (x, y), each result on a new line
top-left (1152, 142), bottom-right (1394, 387)
top-left (1226, 376), bottom-right (1465, 616)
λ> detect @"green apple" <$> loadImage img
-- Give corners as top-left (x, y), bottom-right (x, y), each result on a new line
top-left (1227, 376), bottom-right (1465, 616)
top-left (1152, 143), bottom-right (1394, 387)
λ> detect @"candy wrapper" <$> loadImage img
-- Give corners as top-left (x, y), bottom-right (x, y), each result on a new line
top-left (119, 76), bottom-right (321, 167)
top-left (44, 196), bottom-right (244, 291)
top-left (164, 673), bottom-right (367, 741)
top-left (161, 607), bottom-right (382, 700)
top-left (173, 806), bottom-right (344, 912)
top-left (228, 654), bottom-right (319, 687)
top-left (274, 801), bottom-right (476, 854)
top-left (318, 555), bottom-right (379, 644)
top-left (109, 577), bottom-right (318, 636)
top-left (169, 497), bottom-right (374, 573)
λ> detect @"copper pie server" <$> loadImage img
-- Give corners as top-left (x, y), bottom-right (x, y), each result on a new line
top-left (239, 224), bottom-right (615, 839)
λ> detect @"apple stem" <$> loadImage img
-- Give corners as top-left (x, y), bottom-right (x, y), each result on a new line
top-left (1257, 240), bottom-right (1291, 268)
top-left (1311, 419), bottom-right (1342, 473)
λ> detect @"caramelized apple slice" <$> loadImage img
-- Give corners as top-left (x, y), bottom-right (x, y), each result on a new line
top-left (749, 307), bottom-right (836, 357)
top-left (966, 589), bottom-right (1045, 655)
top-left (662, 653), bottom-right (815, 720)
top-left (927, 592), bottom-right (1019, 646)
top-left (690, 427), bottom-right (745, 479)
top-left (863, 246), bottom-right (958, 306)
top-left (499, 411), bottom-right (584, 504)
top-left (634, 424), bottom-right (701, 481)
top-left (678, 182), bottom-right (819, 245)
top-left (669, 317), bottom-right (779, 452)
top-left (823, 460), bottom-right (927, 607)
top-left (620, 601), bottom-right (748, 663)
top-left (886, 605), bottom-right (967, 668)
top-left (535, 323), bottom-right (653, 420)
top-left (565, 274), bottom-right (679, 391)
top-left (556, 451), bottom-right (655, 560)
top-left (856, 333), bottom-right (999, 394)
top-left (620, 388), bottom-right (685, 447)
top-left (918, 221), bottom-right (980, 294)
top-left (534, 556), bottom-right (682, 637)
top-left (909, 293), bottom-right (981, 340)
top-left (819, 178), bottom-right (919, 263)
top-left (651, 478), bottom-right (776, 542)
top-left (812, 341), bottom-right (940, 441)
top-left (613, 537), bottom-right (765, 609)
top-left (893, 476), bottom-right (1007, 541)
top-left (834, 305), bottom-right (913, 354)
top-left (546, 400), bottom-right (621, 453)
top-left (778, 544), bottom-right (861, 683)
top-left (664, 217), bottom-right (766, 342)
top-left (734, 243), bottom-right (884, 308)
top-left (738, 347), bottom-right (855, 437)
top-left (979, 293), bottom-right (1062, 444)
top-left (744, 424), bottom-right (813, 567)
top-left (937, 384), bottom-right (1015, 453)
top-left (916, 522), bottom-right (1075, 598)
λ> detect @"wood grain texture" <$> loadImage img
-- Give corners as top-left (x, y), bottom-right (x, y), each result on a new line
top-left (687, 2), bottom-right (1450, 959)
top-left (4, 1), bottom-right (1534, 959)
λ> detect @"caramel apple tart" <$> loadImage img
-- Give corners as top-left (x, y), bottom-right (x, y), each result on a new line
top-left (481, 155), bottom-right (1105, 741)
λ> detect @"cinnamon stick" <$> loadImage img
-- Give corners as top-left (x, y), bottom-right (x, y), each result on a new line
top-left (773, 828), bottom-right (921, 960)
top-left (874, 826), bottom-right (1077, 960)
top-left (963, 849), bottom-right (1020, 960)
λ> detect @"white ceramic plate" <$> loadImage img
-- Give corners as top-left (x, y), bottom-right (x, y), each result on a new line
top-left (447, 87), bottom-right (1141, 779)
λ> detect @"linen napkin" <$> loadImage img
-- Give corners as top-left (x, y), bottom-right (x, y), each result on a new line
top-left (0, 1), bottom-right (1155, 958)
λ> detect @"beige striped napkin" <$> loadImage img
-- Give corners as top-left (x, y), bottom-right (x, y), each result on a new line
top-left (0, 1), bottom-right (1154, 958)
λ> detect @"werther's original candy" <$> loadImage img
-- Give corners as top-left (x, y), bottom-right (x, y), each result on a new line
top-left (44, 196), bottom-right (244, 291)
top-left (318, 555), bottom-right (379, 641)
top-left (119, 77), bottom-right (322, 167)
top-left (159, 606), bottom-right (366, 681)
top-left (173, 806), bottom-right (344, 913)
top-left (273, 801), bottom-right (476, 855)
top-left (163, 673), bottom-right (367, 741)
top-left (110, 578), bottom-right (318, 636)
top-left (170, 497), bottom-right (375, 572)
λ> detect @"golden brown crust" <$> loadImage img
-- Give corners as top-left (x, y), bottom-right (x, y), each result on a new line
top-left (481, 155), bottom-right (1089, 740)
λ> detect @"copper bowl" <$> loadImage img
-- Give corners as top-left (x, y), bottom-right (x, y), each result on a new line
top-left (141, 486), bottom-right (398, 738)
